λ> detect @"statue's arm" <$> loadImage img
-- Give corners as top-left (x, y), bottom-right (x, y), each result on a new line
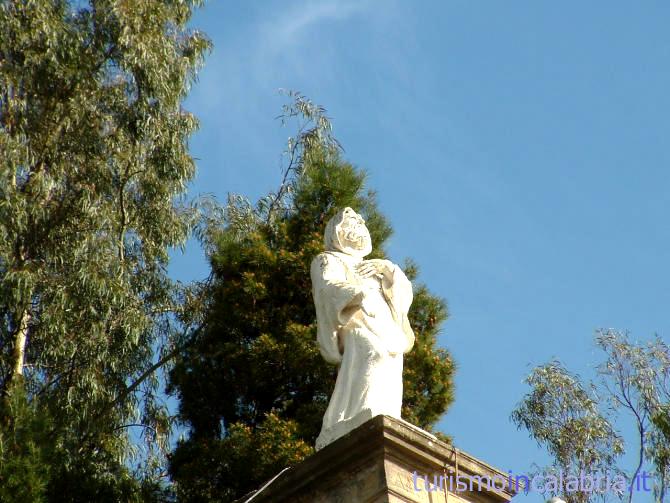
top-left (311, 254), bottom-right (364, 364)
top-left (382, 263), bottom-right (415, 353)
top-left (312, 254), bottom-right (364, 317)
top-left (385, 263), bottom-right (413, 314)
top-left (355, 257), bottom-right (414, 329)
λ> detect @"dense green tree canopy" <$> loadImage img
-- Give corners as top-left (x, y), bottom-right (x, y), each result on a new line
top-left (0, 1), bottom-right (208, 500)
top-left (168, 96), bottom-right (456, 502)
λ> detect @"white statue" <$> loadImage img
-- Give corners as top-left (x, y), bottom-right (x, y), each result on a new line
top-left (311, 207), bottom-right (415, 450)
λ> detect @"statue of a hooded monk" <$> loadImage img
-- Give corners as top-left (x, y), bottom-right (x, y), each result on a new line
top-left (311, 207), bottom-right (415, 450)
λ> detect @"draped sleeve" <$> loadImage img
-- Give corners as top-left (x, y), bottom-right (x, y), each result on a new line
top-left (310, 253), bottom-right (363, 364)
top-left (381, 264), bottom-right (415, 353)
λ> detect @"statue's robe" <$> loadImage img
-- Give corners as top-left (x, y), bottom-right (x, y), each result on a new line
top-left (310, 251), bottom-right (414, 450)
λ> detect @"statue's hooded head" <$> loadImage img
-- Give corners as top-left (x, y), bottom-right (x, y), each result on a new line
top-left (324, 207), bottom-right (372, 258)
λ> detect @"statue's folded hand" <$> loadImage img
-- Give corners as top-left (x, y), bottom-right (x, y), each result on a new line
top-left (356, 259), bottom-right (394, 282)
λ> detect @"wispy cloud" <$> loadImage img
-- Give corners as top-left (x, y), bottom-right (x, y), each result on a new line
top-left (259, 0), bottom-right (372, 53)
top-left (186, 0), bottom-right (380, 154)
top-left (188, 1), bottom-right (375, 113)
top-left (184, 0), bottom-right (414, 201)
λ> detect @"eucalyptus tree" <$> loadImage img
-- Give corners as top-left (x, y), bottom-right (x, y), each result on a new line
top-left (652, 405), bottom-right (670, 502)
top-left (511, 361), bottom-right (624, 503)
top-left (513, 330), bottom-right (670, 503)
top-left (596, 331), bottom-right (670, 503)
top-left (0, 1), bottom-right (209, 499)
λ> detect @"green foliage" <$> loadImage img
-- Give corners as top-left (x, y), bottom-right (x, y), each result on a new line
top-left (511, 361), bottom-right (624, 503)
top-left (402, 278), bottom-right (455, 428)
top-left (0, 0), bottom-right (209, 499)
top-left (0, 382), bottom-right (50, 503)
top-left (168, 96), bottom-right (455, 501)
top-left (513, 330), bottom-right (670, 503)
top-left (597, 330), bottom-right (670, 503)
top-left (651, 405), bottom-right (670, 503)
top-left (169, 412), bottom-right (312, 502)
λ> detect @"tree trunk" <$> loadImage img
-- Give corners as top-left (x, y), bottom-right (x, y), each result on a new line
top-left (11, 309), bottom-right (31, 379)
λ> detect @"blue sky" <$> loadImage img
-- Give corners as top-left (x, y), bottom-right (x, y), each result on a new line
top-left (170, 1), bottom-right (670, 499)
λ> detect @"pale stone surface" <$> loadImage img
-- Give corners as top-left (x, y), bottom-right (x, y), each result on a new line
top-left (238, 415), bottom-right (518, 503)
top-left (311, 208), bottom-right (415, 450)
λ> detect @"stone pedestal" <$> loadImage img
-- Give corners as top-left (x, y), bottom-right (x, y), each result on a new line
top-left (239, 415), bottom-right (518, 503)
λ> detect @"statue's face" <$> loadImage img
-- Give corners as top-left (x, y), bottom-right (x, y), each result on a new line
top-left (338, 208), bottom-right (372, 256)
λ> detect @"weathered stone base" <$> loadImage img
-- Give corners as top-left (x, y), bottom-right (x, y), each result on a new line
top-left (239, 415), bottom-right (517, 503)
